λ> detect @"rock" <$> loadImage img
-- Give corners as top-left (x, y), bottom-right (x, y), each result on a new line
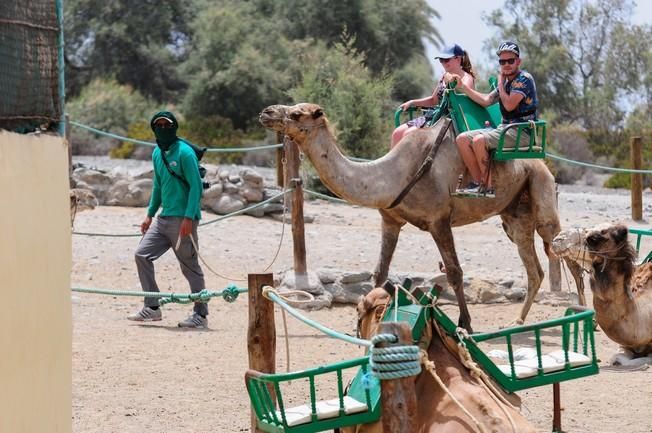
top-left (228, 174), bottom-right (241, 183)
top-left (316, 268), bottom-right (339, 284)
top-left (223, 182), bottom-right (239, 194)
top-left (202, 184), bottom-right (223, 200)
top-left (498, 278), bottom-right (515, 288)
top-left (106, 178), bottom-right (152, 207)
top-left (210, 194), bottom-right (246, 214)
top-left (336, 281), bottom-right (374, 304)
top-left (279, 271), bottom-right (324, 295)
top-left (240, 186), bottom-right (264, 202)
top-left (260, 203), bottom-right (284, 214)
top-left (340, 271), bottom-right (373, 284)
top-left (505, 287), bottom-right (526, 301)
top-left (241, 169), bottom-right (264, 187)
top-left (244, 205), bottom-right (265, 218)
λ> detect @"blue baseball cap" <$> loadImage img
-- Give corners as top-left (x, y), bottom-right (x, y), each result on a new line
top-left (435, 44), bottom-right (464, 60)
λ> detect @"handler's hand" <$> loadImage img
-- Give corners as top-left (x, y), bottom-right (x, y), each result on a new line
top-left (179, 218), bottom-right (193, 237)
top-left (140, 216), bottom-right (152, 234)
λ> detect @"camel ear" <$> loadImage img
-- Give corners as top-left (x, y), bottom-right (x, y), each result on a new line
top-left (612, 225), bottom-right (628, 243)
top-left (312, 108), bottom-right (323, 119)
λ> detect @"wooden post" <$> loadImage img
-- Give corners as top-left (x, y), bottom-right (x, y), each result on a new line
top-left (552, 383), bottom-right (562, 432)
top-left (377, 322), bottom-right (418, 433)
top-left (247, 273), bottom-right (276, 433)
top-left (284, 136), bottom-right (308, 282)
top-left (631, 136), bottom-right (643, 221)
top-left (276, 132), bottom-right (285, 188)
top-left (66, 114), bottom-right (72, 187)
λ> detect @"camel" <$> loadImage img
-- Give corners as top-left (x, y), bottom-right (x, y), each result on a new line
top-left (260, 103), bottom-right (583, 331)
top-left (70, 188), bottom-right (98, 226)
top-left (341, 287), bottom-right (537, 433)
top-left (552, 224), bottom-right (652, 356)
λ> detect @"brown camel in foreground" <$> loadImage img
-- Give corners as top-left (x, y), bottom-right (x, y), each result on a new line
top-left (552, 224), bottom-right (652, 356)
top-left (341, 287), bottom-right (537, 433)
top-left (260, 103), bottom-right (583, 331)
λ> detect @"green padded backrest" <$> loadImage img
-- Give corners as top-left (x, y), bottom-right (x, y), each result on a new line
top-left (447, 91), bottom-right (502, 133)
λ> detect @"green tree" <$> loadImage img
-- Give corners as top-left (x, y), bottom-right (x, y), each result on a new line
top-left (64, 0), bottom-right (193, 100)
top-left (288, 41), bottom-right (394, 159)
top-left (485, 0), bottom-right (649, 133)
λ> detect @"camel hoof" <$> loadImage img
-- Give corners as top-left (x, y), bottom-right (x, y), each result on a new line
top-left (501, 318), bottom-right (524, 329)
top-left (457, 319), bottom-right (473, 334)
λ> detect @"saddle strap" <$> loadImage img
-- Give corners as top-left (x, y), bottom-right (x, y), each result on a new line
top-left (387, 118), bottom-right (451, 209)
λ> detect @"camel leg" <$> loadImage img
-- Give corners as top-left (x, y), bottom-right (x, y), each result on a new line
top-left (429, 221), bottom-right (472, 332)
top-left (501, 214), bottom-right (544, 325)
top-left (373, 210), bottom-right (406, 286)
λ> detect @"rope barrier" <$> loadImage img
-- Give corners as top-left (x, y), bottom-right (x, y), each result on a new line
top-left (547, 152), bottom-right (652, 174)
top-left (71, 284), bottom-right (247, 304)
top-left (262, 286), bottom-right (371, 347)
top-left (69, 120), bottom-right (283, 152)
top-left (72, 189), bottom-right (291, 237)
top-left (303, 188), bottom-right (349, 204)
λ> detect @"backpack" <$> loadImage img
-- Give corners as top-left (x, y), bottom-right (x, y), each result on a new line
top-left (159, 138), bottom-right (210, 190)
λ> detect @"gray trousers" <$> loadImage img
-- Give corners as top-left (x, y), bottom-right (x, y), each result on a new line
top-left (135, 216), bottom-right (207, 316)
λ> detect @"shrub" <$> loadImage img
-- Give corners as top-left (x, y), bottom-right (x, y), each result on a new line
top-left (66, 79), bottom-right (158, 155)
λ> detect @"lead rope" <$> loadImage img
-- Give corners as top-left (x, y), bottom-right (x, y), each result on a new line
top-left (177, 233), bottom-right (247, 281)
top-left (419, 349), bottom-right (490, 433)
top-left (392, 284), bottom-right (515, 433)
top-left (389, 285), bottom-right (490, 433)
top-left (454, 328), bottom-right (518, 433)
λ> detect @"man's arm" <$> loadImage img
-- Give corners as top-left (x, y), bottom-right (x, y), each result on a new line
top-left (146, 152), bottom-right (162, 218)
top-left (455, 81), bottom-right (497, 107)
top-left (497, 73), bottom-right (525, 111)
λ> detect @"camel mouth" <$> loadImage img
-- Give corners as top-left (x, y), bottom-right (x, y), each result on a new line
top-left (259, 106), bottom-right (284, 130)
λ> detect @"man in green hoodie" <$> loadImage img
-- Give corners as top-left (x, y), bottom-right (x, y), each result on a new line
top-left (128, 111), bottom-right (208, 328)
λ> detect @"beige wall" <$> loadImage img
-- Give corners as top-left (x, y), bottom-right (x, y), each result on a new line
top-left (0, 132), bottom-right (71, 433)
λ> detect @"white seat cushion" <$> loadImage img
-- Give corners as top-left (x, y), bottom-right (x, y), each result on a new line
top-left (315, 396), bottom-right (368, 420)
top-left (276, 404), bottom-right (312, 427)
top-left (515, 355), bottom-right (565, 373)
top-left (501, 146), bottom-right (543, 152)
top-left (276, 396), bottom-right (368, 426)
top-left (496, 364), bottom-right (537, 379)
top-left (547, 350), bottom-right (592, 367)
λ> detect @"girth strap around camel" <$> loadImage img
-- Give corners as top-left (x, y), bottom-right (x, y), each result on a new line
top-left (387, 118), bottom-right (451, 209)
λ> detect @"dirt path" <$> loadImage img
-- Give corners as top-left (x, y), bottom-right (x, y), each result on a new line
top-left (71, 182), bottom-right (652, 433)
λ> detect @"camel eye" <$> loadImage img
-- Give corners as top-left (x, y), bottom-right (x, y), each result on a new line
top-left (289, 112), bottom-right (301, 121)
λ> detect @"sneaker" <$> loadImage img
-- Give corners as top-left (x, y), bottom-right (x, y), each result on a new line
top-left (178, 312), bottom-right (208, 329)
top-left (455, 181), bottom-right (480, 194)
top-left (479, 185), bottom-right (496, 198)
top-left (127, 307), bottom-right (162, 322)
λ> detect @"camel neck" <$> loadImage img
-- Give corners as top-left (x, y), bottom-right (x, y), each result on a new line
top-left (300, 123), bottom-right (438, 209)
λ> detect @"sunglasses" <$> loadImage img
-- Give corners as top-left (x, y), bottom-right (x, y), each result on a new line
top-left (498, 58), bottom-right (517, 65)
top-left (439, 57), bottom-right (457, 64)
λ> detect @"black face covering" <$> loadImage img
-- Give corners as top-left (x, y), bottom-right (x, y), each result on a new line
top-left (153, 127), bottom-right (177, 151)
top-left (150, 111), bottom-right (179, 151)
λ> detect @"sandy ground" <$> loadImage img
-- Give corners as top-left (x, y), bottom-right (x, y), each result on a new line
top-left (71, 164), bottom-right (652, 433)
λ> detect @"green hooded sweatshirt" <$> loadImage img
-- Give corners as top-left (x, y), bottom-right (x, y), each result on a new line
top-left (147, 111), bottom-right (202, 220)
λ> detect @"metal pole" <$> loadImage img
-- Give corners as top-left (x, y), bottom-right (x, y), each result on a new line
top-left (631, 136), bottom-right (643, 221)
top-left (55, 0), bottom-right (66, 137)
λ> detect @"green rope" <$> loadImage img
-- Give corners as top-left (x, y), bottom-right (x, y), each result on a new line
top-left (546, 152), bottom-right (652, 174)
top-left (264, 288), bottom-right (372, 347)
top-left (303, 188), bottom-right (349, 205)
top-left (69, 120), bottom-right (283, 152)
top-left (72, 189), bottom-right (291, 237)
top-left (369, 334), bottom-right (421, 379)
top-left (71, 284), bottom-right (247, 304)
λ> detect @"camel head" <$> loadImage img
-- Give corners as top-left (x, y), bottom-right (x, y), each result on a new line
top-left (553, 223), bottom-right (637, 286)
top-left (259, 103), bottom-right (327, 143)
top-left (70, 188), bottom-right (98, 226)
top-left (355, 287), bottom-right (391, 339)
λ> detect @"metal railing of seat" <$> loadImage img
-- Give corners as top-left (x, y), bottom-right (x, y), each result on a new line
top-left (246, 356), bottom-right (379, 433)
top-left (630, 227), bottom-right (652, 264)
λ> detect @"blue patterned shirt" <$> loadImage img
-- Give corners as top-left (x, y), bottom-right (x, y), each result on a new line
top-left (490, 70), bottom-right (538, 124)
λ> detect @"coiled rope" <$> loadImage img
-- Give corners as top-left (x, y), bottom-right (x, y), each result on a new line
top-left (369, 333), bottom-right (421, 379)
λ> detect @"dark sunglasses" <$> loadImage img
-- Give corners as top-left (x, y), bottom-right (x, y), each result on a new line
top-left (439, 57), bottom-right (457, 64)
top-left (499, 58), bottom-right (517, 65)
